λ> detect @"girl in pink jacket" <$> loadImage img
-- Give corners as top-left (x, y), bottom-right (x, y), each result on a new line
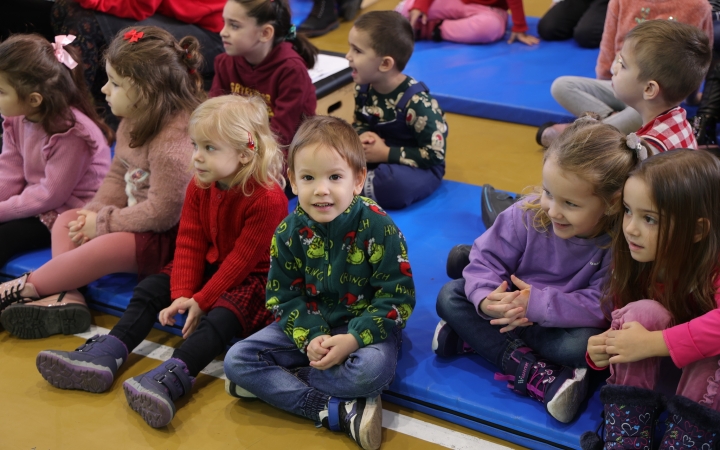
top-left (0, 34), bottom-right (112, 269)
top-left (583, 149), bottom-right (720, 449)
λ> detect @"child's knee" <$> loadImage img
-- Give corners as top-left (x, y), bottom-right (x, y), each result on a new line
top-left (436, 279), bottom-right (466, 319)
top-left (610, 299), bottom-right (672, 331)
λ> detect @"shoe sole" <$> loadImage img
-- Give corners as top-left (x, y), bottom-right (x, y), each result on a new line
top-left (1, 303), bottom-right (91, 339)
top-left (123, 378), bottom-right (175, 428)
top-left (36, 351), bottom-right (114, 393)
top-left (358, 396), bottom-right (382, 450)
top-left (298, 20), bottom-right (340, 38)
top-left (545, 368), bottom-right (588, 423)
top-left (225, 378), bottom-right (257, 399)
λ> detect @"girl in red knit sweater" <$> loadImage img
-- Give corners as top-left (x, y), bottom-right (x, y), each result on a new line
top-left (35, 94), bottom-right (289, 428)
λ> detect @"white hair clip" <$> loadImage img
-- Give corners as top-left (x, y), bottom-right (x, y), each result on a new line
top-left (626, 133), bottom-right (648, 160)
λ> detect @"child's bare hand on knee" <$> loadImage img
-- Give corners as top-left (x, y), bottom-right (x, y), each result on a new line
top-left (587, 330), bottom-right (610, 367)
top-left (606, 321), bottom-right (669, 364)
top-left (159, 297), bottom-right (190, 327)
top-left (307, 335), bottom-right (331, 362)
top-left (309, 333), bottom-right (359, 370)
top-left (76, 209), bottom-right (98, 240)
top-left (178, 298), bottom-right (205, 339)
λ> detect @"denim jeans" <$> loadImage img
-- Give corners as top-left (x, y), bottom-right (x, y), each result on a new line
top-left (436, 279), bottom-right (603, 371)
top-left (550, 76), bottom-right (643, 134)
top-left (224, 322), bottom-right (402, 421)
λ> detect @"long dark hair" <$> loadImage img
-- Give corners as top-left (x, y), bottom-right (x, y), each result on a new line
top-left (0, 34), bottom-right (113, 143)
top-left (105, 26), bottom-right (206, 148)
top-left (233, 0), bottom-right (317, 69)
top-left (604, 149), bottom-right (720, 324)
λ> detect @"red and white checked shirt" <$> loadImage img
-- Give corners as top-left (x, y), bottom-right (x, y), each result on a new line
top-left (637, 107), bottom-right (697, 155)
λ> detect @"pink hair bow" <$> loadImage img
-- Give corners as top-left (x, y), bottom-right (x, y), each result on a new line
top-left (52, 35), bottom-right (78, 69)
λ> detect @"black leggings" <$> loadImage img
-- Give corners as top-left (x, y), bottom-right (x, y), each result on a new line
top-left (0, 217), bottom-right (51, 269)
top-left (537, 0), bottom-right (609, 49)
top-left (109, 273), bottom-right (242, 377)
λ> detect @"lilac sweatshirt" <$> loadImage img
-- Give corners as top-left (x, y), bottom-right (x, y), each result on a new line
top-left (0, 109), bottom-right (110, 222)
top-left (463, 199), bottom-right (611, 329)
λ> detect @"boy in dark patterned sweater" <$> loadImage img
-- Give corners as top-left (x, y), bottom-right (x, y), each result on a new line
top-left (348, 11), bottom-right (448, 210)
top-left (224, 116), bottom-right (415, 450)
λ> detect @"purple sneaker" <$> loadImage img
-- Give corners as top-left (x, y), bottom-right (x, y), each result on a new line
top-left (431, 320), bottom-right (474, 357)
top-left (496, 347), bottom-right (588, 423)
top-left (36, 334), bottom-right (128, 393)
top-left (123, 358), bottom-right (195, 428)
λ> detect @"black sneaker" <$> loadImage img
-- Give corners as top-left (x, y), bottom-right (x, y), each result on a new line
top-left (322, 396), bottom-right (382, 450)
top-left (338, 0), bottom-right (362, 21)
top-left (446, 244), bottom-right (471, 280)
top-left (298, 0), bottom-right (339, 38)
top-left (431, 320), bottom-right (474, 357)
top-left (481, 184), bottom-right (517, 229)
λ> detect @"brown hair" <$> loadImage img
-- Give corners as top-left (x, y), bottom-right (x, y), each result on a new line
top-left (354, 11), bottom-right (414, 72)
top-left (523, 116), bottom-right (639, 237)
top-left (0, 34), bottom-right (113, 143)
top-left (189, 95), bottom-right (285, 194)
top-left (231, 0), bottom-right (317, 69)
top-left (625, 20), bottom-right (712, 105)
top-left (287, 115), bottom-right (365, 176)
top-left (105, 26), bottom-right (205, 148)
top-left (603, 149), bottom-right (720, 324)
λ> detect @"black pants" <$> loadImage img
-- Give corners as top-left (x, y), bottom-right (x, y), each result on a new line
top-left (109, 273), bottom-right (242, 377)
top-left (537, 0), bottom-right (609, 49)
top-left (0, 217), bottom-right (52, 269)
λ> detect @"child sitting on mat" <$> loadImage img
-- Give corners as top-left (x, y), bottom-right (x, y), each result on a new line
top-left (347, 11), bottom-right (448, 210)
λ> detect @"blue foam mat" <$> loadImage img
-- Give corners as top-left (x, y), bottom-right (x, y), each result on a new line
top-left (0, 181), bottom-right (602, 448)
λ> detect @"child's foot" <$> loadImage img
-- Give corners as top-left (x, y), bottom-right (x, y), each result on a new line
top-left (0, 273), bottom-right (40, 313)
top-left (445, 244), bottom-right (471, 280)
top-left (497, 347), bottom-right (589, 423)
top-left (1, 289), bottom-right (90, 339)
top-left (122, 358), bottom-right (194, 428)
top-left (321, 396), bottom-right (382, 450)
top-left (431, 320), bottom-right (474, 357)
top-left (225, 378), bottom-right (257, 399)
top-left (36, 334), bottom-right (128, 393)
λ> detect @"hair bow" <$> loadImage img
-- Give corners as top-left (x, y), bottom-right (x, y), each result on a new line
top-left (626, 133), bottom-right (649, 160)
top-left (123, 29), bottom-right (144, 43)
top-left (247, 131), bottom-right (256, 151)
top-left (52, 35), bottom-right (78, 69)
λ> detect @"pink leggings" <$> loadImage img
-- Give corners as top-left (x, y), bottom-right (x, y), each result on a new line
top-left (607, 300), bottom-right (720, 410)
top-left (396, 0), bottom-right (509, 44)
top-left (27, 209), bottom-right (138, 297)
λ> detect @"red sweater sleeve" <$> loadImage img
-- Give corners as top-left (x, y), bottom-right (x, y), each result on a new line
top-left (76, 0), bottom-right (161, 21)
top-left (170, 182), bottom-right (208, 300)
top-left (506, 0), bottom-right (528, 33)
top-left (412, 0), bottom-right (433, 14)
top-left (271, 65), bottom-right (316, 147)
top-left (191, 189), bottom-right (287, 311)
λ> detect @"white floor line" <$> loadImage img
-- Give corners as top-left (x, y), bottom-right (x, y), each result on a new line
top-left (75, 325), bottom-right (512, 450)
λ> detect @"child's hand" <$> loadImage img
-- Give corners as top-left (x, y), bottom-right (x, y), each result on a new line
top-left (507, 32), bottom-right (539, 46)
top-left (359, 131), bottom-right (377, 145)
top-left (158, 297), bottom-right (190, 327)
top-left (360, 132), bottom-right (390, 163)
top-left (480, 281), bottom-right (512, 318)
top-left (409, 9), bottom-right (427, 28)
top-left (587, 330), bottom-right (610, 367)
top-left (68, 215), bottom-right (89, 245)
top-left (486, 276), bottom-right (532, 332)
top-left (309, 333), bottom-right (360, 370)
top-left (178, 298), bottom-right (205, 339)
top-left (77, 209), bottom-right (98, 241)
top-left (307, 334), bottom-right (331, 362)
top-left (605, 321), bottom-right (669, 364)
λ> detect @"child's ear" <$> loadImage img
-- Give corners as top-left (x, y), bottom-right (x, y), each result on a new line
top-left (643, 80), bottom-right (661, 101)
top-left (27, 92), bottom-right (43, 108)
top-left (260, 23), bottom-right (275, 42)
top-left (605, 190), bottom-right (623, 215)
top-left (694, 218), bottom-right (711, 243)
top-left (378, 56), bottom-right (396, 73)
top-left (287, 169), bottom-right (298, 195)
top-left (353, 167), bottom-right (367, 195)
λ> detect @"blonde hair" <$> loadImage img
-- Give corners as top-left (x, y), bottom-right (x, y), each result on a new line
top-left (522, 117), bottom-right (639, 237)
top-left (188, 95), bottom-right (285, 194)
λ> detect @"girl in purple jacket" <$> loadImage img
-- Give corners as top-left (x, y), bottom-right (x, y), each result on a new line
top-left (435, 117), bottom-right (641, 423)
top-left (583, 149), bottom-right (720, 449)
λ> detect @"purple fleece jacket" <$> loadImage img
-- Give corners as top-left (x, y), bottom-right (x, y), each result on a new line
top-left (463, 199), bottom-right (611, 329)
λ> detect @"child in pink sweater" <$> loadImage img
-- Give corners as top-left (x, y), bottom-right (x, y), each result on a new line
top-left (0, 26), bottom-right (205, 339)
top-left (0, 34), bottom-right (112, 268)
top-left (583, 150), bottom-right (720, 448)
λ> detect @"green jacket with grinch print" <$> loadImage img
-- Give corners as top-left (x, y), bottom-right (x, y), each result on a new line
top-left (267, 196), bottom-right (415, 352)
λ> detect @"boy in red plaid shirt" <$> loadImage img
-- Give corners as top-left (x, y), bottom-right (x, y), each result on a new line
top-left (609, 20), bottom-right (711, 155)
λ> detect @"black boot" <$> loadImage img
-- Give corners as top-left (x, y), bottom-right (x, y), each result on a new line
top-left (481, 184), bottom-right (517, 229)
top-left (337, 0), bottom-right (362, 21)
top-left (446, 244), bottom-right (471, 280)
top-left (298, 0), bottom-right (339, 38)
top-left (693, 62), bottom-right (720, 147)
top-left (658, 395), bottom-right (720, 449)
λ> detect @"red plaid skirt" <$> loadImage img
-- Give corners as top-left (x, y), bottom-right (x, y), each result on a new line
top-left (134, 225), bottom-right (179, 281)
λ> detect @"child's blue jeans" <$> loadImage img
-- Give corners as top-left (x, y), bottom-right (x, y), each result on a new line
top-left (224, 322), bottom-right (402, 421)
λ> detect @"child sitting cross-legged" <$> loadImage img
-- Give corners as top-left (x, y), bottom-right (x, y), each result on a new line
top-left (223, 116), bottom-right (416, 450)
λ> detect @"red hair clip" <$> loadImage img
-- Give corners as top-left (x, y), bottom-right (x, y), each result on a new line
top-left (123, 29), bottom-right (144, 43)
top-left (247, 131), bottom-right (256, 151)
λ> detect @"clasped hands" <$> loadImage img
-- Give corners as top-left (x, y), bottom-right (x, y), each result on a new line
top-left (67, 209), bottom-right (98, 245)
top-left (306, 333), bottom-right (360, 370)
top-left (587, 321), bottom-right (668, 368)
top-left (158, 297), bottom-right (206, 339)
top-left (481, 275), bottom-right (533, 333)
top-left (359, 131), bottom-right (390, 164)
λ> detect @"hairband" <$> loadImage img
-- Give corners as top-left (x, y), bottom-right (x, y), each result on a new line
top-left (286, 24), bottom-right (297, 41)
top-left (52, 35), bottom-right (78, 70)
top-left (123, 29), bottom-right (144, 43)
top-left (247, 131), bottom-right (256, 151)
top-left (626, 133), bottom-right (648, 160)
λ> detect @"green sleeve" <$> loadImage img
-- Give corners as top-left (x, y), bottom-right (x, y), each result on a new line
top-left (387, 92), bottom-right (447, 169)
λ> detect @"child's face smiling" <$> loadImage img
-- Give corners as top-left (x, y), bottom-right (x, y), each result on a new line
top-left (346, 26), bottom-right (384, 85)
top-left (540, 154), bottom-right (607, 239)
top-left (622, 176), bottom-right (659, 262)
top-left (289, 144), bottom-right (365, 223)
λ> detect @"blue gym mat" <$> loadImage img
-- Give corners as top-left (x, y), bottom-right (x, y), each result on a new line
top-left (0, 180), bottom-right (602, 449)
